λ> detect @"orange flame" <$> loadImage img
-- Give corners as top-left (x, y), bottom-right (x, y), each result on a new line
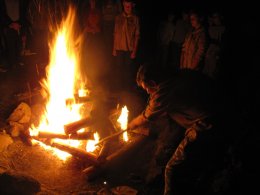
top-left (29, 6), bottom-right (94, 160)
top-left (117, 106), bottom-right (129, 141)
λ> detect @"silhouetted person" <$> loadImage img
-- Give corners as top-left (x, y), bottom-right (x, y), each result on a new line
top-left (82, 0), bottom-right (105, 86)
top-left (0, 0), bottom-right (28, 70)
top-left (169, 10), bottom-right (191, 70)
top-left (156, 12), bottom-right (175, 69)
top-left (128, 64), bottom-right (226, 195)
top-left (180, 10), bottom-right (208, 71)
top-left (204, 12), bottom-right (226, 79)
top-left (102, 0), bottom-right (121, 62)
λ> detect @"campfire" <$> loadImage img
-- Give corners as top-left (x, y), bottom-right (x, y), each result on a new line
top-left (1, 5), bottom-right (154, 194)
top-left (27, 6), bottom-right (130, 163)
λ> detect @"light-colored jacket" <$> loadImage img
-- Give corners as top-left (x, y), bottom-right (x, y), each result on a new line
top-left (180, 27), bottom-right (207, 70)
top-left (113, 12), bottom-right (140, 51)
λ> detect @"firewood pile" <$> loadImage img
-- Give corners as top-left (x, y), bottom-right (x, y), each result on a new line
top-left (0, 95), bottom-right (161, 194)
top-left (2, 99), bottom-right (151, 168)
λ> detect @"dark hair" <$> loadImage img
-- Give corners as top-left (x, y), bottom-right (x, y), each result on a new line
top-left (136, 64), bottom-right (171, 87)
top-left (189, 9), bottom-right (205, 23)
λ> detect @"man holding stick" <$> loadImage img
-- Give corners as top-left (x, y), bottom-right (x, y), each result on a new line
top-left (127, 64), bottom-right (226, 195)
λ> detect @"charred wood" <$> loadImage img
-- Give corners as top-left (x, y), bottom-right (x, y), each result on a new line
top-left (37, 140), bottom-right (99, 165)
top-left (51, 142), bottom-right (99, 165)
top-left (64, 117), bottom-right (95, 135)
top-left (37, 132), bottom-right (68, 139)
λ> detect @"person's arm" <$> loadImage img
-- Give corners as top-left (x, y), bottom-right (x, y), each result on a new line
top-left (128, 90), bottom-right (167, 130)
top-left (128, 113), bottom-right (148, 130)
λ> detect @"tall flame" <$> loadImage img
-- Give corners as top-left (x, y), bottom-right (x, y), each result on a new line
top-left (117, 106), bottom-right (129, 141)
top-left (30, 6), bottom-right (86, 160)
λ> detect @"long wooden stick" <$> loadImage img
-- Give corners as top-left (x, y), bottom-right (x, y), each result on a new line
top-left (95, 129), bottom-right (127, 146)
top-left (95, 125), bottom-right (150, 146)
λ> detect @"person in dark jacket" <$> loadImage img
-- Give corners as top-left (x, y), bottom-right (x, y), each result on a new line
top-left (128, 64), bottom-right (226, 195)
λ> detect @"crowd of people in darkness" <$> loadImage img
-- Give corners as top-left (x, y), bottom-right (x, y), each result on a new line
top-left (0, 0), bottom-right (227, 86)
top-left (0, 0), bottom-right (258, 195)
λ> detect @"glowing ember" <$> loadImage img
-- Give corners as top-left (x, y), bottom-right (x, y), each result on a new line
top-left (29, 6), bottom-right (91, 160)
top-left (117, 106), bottom-right (129, 141)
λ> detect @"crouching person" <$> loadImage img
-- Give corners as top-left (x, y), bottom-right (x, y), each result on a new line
top-left (128, 64), bottom-right (226, 195)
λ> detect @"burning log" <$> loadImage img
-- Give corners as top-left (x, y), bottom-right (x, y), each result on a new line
top-left (65, 96), bottom-right (91, 106)
top-left (64, 117), bottom-right (95, 135)
top-left (35, 131), bottom-right (94, 140)
top-left (50, 142), bottom-right (99, 165)
top-left (37, 132), bottom-right (68, 139)
top-left (83, 135), bottom-right (148, 181)
top-left (70, 131), bottom-right (94, 140)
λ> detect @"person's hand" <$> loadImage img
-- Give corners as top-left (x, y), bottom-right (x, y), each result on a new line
top-left (130, 51), bottom-right (136, 59)
top-left (128, 118), bottom-right (140, 130)
top-left (112, 49), bottom-right (117, 56)
top-left (128, 114), bottom-right (147, 130)
top-left (9, 22), bottom-right (21, 31)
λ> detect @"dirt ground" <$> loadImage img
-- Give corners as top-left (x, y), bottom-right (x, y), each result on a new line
top-left (0, 134), bottom-right (159, 195)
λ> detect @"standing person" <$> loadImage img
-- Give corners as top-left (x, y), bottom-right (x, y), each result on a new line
top-left (27, 0), bottom-right (50, 62)
top-left (203, 12), bottom-right (226, 79)
top-left (169, 10), bottom-right (191, 70)
top-left (82, 0), bottom-right (105, 86)
top-left (180, 10), bottom-right (208, 71)
top-left (0, 0), bottom-right (29, 70)
top-left (156, 12), bottom-right (176, 69)
top-left (128, 65), bottom-right (226, 195)
top-left (101, 0), bottom-right (121, 61)
top-left (112, 0), bottom-right (140, 90)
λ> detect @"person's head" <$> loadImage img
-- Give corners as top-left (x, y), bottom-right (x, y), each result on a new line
top-left (190, 11), bottom-right (203, 29)
top-left (182, 10), bottom-right (190, 21)
top-left (212, 12), bottom-right (223, 26)
top-left (136, 64), bottom-right (170, 94)
top-left (122, 0), bottom-right (135, 15)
